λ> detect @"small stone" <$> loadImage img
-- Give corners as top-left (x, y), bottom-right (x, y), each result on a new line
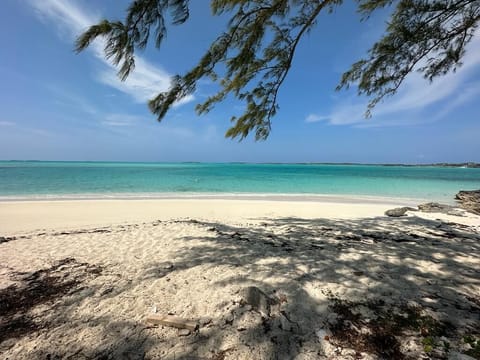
top-left (239, 286), bottom-right (275, 317)
top-left (178, 329), bottom-right (191, 336)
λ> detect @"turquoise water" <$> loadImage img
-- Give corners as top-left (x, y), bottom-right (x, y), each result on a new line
top-left (0, 161), bottom-right (479, 202)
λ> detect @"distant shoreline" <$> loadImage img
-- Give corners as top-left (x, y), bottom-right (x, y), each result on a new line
top-left (1, 160), bottom-right (479, 167)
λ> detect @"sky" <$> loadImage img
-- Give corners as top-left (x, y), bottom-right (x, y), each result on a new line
top-left (1, 0), bottom-right (479, 163)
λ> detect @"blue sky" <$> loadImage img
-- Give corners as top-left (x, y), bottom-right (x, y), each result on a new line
top-left (1, 0), bottom-right (479, 163)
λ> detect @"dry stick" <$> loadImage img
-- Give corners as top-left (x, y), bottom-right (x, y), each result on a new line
top-left (146, 314), bottom-right (198, 331)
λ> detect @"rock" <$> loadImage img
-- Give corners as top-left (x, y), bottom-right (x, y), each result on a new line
top-left (385, 207), bottom-right (415, 217)
top-left (239, 286), bottom-right (277, 317)
top-left (455, 190), bottom-right (480, 215)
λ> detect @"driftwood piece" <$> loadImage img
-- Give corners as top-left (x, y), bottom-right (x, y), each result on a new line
top-left (146, 314), bottom-right (198, 331)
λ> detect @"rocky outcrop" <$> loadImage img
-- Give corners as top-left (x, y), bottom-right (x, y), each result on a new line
top-left (416, 202), bottom-right (468, 216)
top-left (418, 202), bottom-right (455, 213)
top-left (455, 190), bottom-right (480, 215)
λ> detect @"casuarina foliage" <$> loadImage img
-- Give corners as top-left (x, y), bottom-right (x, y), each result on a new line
top-left (76, 0), bottom-right (480, 140)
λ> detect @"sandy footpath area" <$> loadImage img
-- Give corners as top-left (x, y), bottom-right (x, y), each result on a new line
top-left (0, 198), bottom-right (479, 359)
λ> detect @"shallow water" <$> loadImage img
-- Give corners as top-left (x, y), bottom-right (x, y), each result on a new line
top-left (0, 161), bottom-right (479, 202)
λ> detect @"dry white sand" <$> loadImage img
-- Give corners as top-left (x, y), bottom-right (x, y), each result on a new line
top-left (0, 196), bottom-right (417, 235)
top-left (0, 198), bottom-right (479, 359)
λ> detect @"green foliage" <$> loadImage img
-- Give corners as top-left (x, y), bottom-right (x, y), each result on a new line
top-left (76, 0), bottom-right (480, 140)
top-left (339, 0), bottom-right (480, 117)
top-left (422, 336), bottom-right (435, 353)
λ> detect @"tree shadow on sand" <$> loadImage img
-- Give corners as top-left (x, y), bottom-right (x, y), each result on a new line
top-left (1, 215), bottom-right (480, 359)
top-left (141, 216), bottom-right (480, 359)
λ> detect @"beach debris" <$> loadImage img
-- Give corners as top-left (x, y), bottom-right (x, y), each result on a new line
top-left (0, 236), bottom-right (17, 244)
top-left (99, 285), bottom-right (114, 296)
top-left (455, 189), bottom-right (480, 215)
top-left (385, 207), bottom-right (416, 217)
top-left (145, 314), bottom-right (198, 331)
top-left (276, 292), bottom-right (288, 304)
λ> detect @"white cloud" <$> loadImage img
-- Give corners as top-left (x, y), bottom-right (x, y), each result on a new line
top-left (28, 0), bottom-right (194, 105)
top-left (309, 31), bottom-right (480, 128)
top-left (305, 114), bottom-right (330, 123)
top-left (0, 121), bottom-right (15, 126)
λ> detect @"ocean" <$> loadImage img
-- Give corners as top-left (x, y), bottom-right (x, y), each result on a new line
top-left (0, 161), bottom-right (479, 203)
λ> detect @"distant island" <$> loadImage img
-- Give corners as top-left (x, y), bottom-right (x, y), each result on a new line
top-left (267, 162), bottom-right (480, 168)
top-left (294, 162), bottom-right (480, 168)
top-left (378, 162), bottom-right (480, 168)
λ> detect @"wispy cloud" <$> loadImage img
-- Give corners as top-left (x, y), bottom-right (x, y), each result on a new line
top-left (101, 114), bottom-right (144, 127)
top-left (305, 114), bottom-right (330, 123)
top-left (308, 32), bottom-right (480, 128)
top-left (0, 121), bottom-right (15, 126)
top-left (28, 0), bottom-right (194, 105)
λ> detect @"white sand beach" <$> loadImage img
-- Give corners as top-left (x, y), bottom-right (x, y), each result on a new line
top-left (1, 197), bottom-right (479, 359)
top-left (0, 196), bottom-right (420, 235)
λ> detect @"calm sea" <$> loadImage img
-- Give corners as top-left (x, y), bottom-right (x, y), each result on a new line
top-left (0, 161), bottom-right (479, 202)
